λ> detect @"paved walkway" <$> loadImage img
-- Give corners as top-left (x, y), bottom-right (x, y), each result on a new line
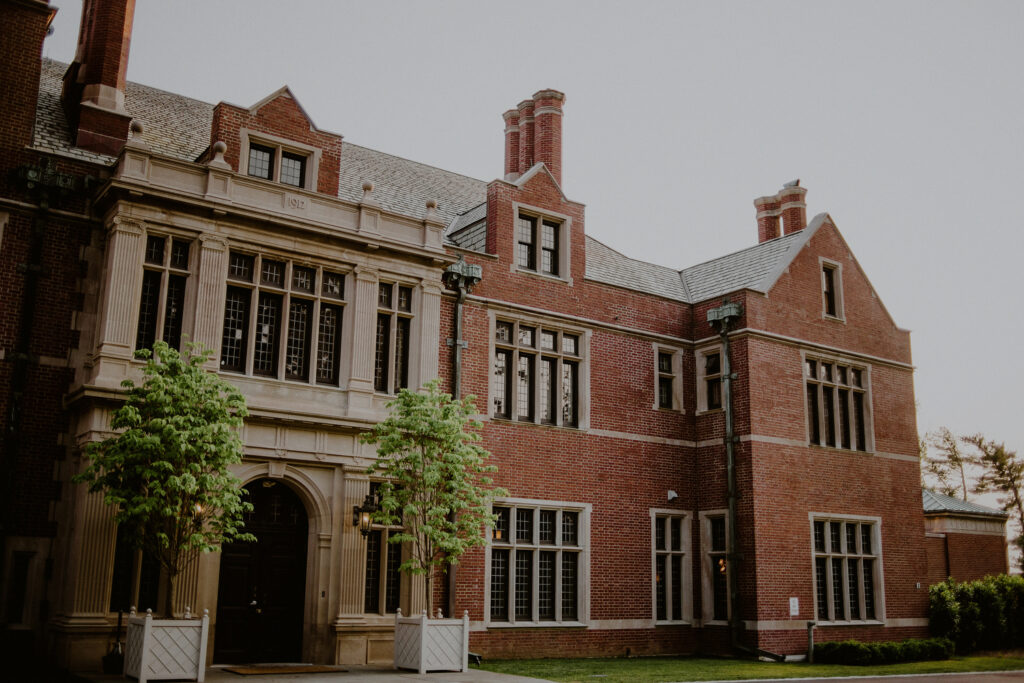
top-left (75, 664), bottom-right (553, 683)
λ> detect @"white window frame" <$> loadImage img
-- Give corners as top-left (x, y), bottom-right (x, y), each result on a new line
top-left (820, 257), bottom-right (845, 321)
top-left (696, 344), bottom-right (723, 413)
top-left (511, 202), bottom-right (572, 283)
top-left (651, 509), bottom-right (691, 624)
top-left (653, 345), bottom-right (683, 412)
top-left (484, 497), bottom-right (590, 628)
top-left (809, 513), bottom-right (885, 624)
top-left (239, 128), bottom-right (321, 192)
top-left (802, 352), bottom-right (873, 452)
top-left (489, 314), bottom-right (588, 429)
top-left (699, 509), bottom-right (730, 624)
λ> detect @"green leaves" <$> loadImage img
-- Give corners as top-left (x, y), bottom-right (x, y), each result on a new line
top-left (73, 341), bottom-right (254, 614)
top-left (362, 379), bottom-right (505, 614)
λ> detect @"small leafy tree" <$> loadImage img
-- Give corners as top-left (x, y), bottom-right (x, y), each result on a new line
top-left (963, 434), bottom-right (1024, 572)
top-left (74, 342), bottom-right (255, 616)
top-left (922, 427), bottom-right (973, 500)
top-left (361, 380), bottom-right (504, 616)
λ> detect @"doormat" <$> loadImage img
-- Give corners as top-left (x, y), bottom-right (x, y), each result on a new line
top-left (224, 665), bottom-right (346, 675)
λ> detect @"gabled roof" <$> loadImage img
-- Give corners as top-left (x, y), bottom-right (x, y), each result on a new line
top-left (680, 215), bottom-right (821, 302)
top-left (241, 85), bottom-right (339, 136)
top-left (922, 489), bottom-right (1009, 518)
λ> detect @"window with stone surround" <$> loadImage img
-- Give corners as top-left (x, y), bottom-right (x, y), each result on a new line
top-left (488, 501), bottom-right (587, 626)
top-left (493, 319), bottom-right (582, 428)
top-left (136, 234), bottom-right (191, 352)
top-left (242, 132), bottom-right (317, 191)
top-left (374, 282), bottom-right (414, 394)
top-left (364, 483), bottom-right (402, 614)
top-left (805, 356), bottom-right (871, 451)
top-left (655, 347), bottom-right (682, 411)
top-left (514, 206), bottom-right (570, 280)
top-left (812, 516), bottom-right (881, 623)
top-left (700, 511), bottom-right (729, 623)
top-left (821, 259), bottom-right (844, 320)
top-left (220, 250), bottom-right (347, 384)
top-left (652, 511), bottom-right (690, 623)
top-left (696, 346), bottom-right (722, 412)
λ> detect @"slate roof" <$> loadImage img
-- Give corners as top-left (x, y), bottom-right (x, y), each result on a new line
top-left (679, 217), bottom-right (820, 302)
top-left (586, 237), bottom-right (688, 302)
top-left (34, 59), bottom-right (486, 225)
top-left (33, 59), bottom-right (821, 305)
top-left (922, 489), bottom-right (1008, 518)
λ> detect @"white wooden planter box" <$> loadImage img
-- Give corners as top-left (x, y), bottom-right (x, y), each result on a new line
top-left (393, 609), bottom-right (469, 674)
top-left (124, 608), bottom-right (209, 683)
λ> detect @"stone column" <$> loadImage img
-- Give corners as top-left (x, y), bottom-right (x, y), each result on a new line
top-left (418, 281), bottom-right (442, 384)
top-left (193, 234), bottom-right (228, 368)
top-left (66, 484), bottom-right (119, 621)
top-left (347, 267), bottom-right (378, 417)
top-left (334, 470), bottom-right (370, 624)
top-left (93, 216), bottom-right (144, 364)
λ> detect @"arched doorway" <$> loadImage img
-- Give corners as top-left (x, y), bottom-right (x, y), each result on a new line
top-left (214, 479), bottom-right (308, 663)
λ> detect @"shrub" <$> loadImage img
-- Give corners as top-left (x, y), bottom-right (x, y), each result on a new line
top-left (813, 638), bottom-right (953, 665)
top-left (930, 574), bottom-right (1024, 653)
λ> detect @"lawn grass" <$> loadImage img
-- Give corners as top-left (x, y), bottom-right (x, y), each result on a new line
top-left (476, 652), bottom-right (1024, 682)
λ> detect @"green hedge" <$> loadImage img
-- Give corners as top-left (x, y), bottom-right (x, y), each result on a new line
top-left (813, 637), bottom-right (953, 665)
top-left (930, 575), bottom-right (1024, 653)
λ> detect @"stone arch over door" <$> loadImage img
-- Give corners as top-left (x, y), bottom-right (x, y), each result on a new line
top-left (213, 475), bottom-right (313, 663)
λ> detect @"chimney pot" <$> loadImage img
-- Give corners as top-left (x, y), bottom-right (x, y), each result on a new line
top-left (516, 99), bottom-right (535, 174)
top-left (532, 89), bottom-right (565, 186)
top-left (503, 109), bottom-right (520, 181)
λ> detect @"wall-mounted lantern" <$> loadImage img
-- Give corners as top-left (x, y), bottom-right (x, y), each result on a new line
top-left (352, 493), bottom-right (378, 538)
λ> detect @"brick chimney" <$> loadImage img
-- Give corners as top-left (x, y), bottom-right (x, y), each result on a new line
top-left (62, 0), bottom-right (136, 155)
top-left (754, 180), bottom-right (807, 242)
top-left (503, 109), bottom-right (520, 181)
top-left (516, 99), bottom-right (535, 175)
top-left (532, 89), bottom-right (565, 186)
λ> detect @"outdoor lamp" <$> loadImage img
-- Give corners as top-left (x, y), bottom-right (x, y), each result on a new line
top-left (352, 493), bottom-right (377, 537)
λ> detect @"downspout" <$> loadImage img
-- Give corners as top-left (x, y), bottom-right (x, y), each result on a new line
top-left (441, 256), bottom-right (482, 617)
top-left (707, 300), bottom-right (783, 662)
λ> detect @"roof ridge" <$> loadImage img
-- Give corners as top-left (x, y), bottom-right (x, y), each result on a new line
top-left (586, 235), bottom-right (683, 275)
top-left (342, 142), bottom-right (487, 185)
top-left (681, 230), bottom-right (804, 275)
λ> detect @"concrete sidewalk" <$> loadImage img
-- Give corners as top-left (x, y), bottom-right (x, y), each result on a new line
top-left (74, 664), bottom-right (554, 683)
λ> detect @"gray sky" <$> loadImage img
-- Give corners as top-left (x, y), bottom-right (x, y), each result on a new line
top-left (43, 1), bottom-right (1024, 464)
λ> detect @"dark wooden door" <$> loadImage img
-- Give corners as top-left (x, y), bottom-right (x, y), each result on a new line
top-left (214, 480), bottom-right (308, 663)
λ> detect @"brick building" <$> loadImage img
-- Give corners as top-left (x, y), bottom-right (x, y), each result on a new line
top-left (0, 0), bottom-right (970, 672)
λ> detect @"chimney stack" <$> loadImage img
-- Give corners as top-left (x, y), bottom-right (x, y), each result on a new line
top-left (503, 90), bottom-right (566, 186)
top-left (62, 0), bottom-right (136, 155)
top-left (503, 109), bottom-right (520, 181)
top-left (754, 180), bottom-right (807, 243)
top-left (516, 99), bottom-right (535, 175)
top-left (532, 89), bottom-right (565, 186)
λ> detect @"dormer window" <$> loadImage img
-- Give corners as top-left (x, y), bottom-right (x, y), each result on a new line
top-left (247, 143), bottom-right (307, 188)
top-left (240, 129), bottom-right (320, 191)
top-left (513, 204), bottom-right (571, 280)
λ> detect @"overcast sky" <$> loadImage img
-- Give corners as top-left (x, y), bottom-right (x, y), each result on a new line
top-left (43, 1), bottom-right (1024, 467)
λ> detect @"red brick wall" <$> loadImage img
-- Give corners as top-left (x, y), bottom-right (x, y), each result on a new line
top-left (946, 532), bottom-right (1008, 581)
top-left (209, 94), bottom-right (342, 195)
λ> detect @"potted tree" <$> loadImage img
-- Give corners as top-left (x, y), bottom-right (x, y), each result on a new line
top-left (75, 342), bottom-right (255, 682)
top-left (361, 380), bottom-right (504, 674)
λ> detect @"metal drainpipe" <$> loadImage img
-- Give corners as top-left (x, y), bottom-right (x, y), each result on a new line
top-left (708, 300), bottom-right (783, 662)
top-left (441, 257), bottom-right (482, 617)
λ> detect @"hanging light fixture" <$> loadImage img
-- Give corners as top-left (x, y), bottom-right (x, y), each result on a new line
top-left (352, 493), bottom-right (378, 538)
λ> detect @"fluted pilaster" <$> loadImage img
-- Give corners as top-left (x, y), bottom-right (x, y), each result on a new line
top-left (418, 281), bottom-right (442, 384)
top-left (70, 487), bottom-right (119, 617)
top-left (193, 234), bottom-right (228, 365)
top-left (95, 217), bottom-right (144, 359)
top-left (335, 472), bottom-right (370, 620)
top-left (347, 267), bottom-right (378, 415)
